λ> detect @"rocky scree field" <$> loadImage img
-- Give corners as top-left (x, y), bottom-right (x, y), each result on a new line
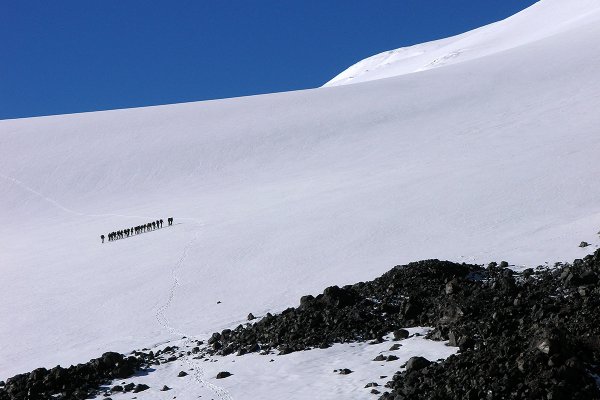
top-left (3, 249), bottom-right (600, 400)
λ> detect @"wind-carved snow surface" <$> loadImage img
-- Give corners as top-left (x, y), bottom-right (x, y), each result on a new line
top-left (2, 0), bottom-right (600, 397)
top-left (324, 0), bottom-right (600, 86)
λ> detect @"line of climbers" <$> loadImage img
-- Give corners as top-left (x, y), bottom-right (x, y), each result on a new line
top-left (101, 217), bottom-right (173, 243)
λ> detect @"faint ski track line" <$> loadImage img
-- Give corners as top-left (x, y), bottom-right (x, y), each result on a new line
top-left (0, 174), bottom-right (155, 220)
top-left (0, 173), bottom-right (232, 400)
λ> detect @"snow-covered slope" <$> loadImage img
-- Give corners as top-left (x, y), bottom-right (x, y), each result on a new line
top-left (92, 328), bottom-right (456, 400)
top-left (2, 0), bottom-right (600, 395)
top-left (325, 0), bottom-right (600, 86)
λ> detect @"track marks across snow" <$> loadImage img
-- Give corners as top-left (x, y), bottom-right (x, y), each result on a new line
top-left (0, 173), bottom-right (232, 400)
top-left (153, 217), bottom-right (233, 400)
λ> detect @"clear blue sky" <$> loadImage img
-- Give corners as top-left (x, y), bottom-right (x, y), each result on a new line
top-left (1, 0), bottom-right (538, 120)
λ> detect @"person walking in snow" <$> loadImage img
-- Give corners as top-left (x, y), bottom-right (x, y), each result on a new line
top-left (160, 219), bottom-right (163, 228)
top-left (101, 234), bottom-right (105, 243)
top-left (168, 217), bottom-right (173, 226)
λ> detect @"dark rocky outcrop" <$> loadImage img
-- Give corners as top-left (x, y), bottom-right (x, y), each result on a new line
top-left (378, 252), bottom-right (600, 400)
top-left (0, 352), bottom-right (144, 400)
top-left (205, 253), bottom-right (600, 400)
top-left (206, 260), bottom-right (472, 357)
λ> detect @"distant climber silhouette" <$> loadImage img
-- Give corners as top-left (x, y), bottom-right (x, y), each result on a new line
top-left (102, 217), bottom-right (174, 244)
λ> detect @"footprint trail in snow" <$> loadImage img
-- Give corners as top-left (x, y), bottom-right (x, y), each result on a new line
top-left (0, 173), bottom-right (232, 400)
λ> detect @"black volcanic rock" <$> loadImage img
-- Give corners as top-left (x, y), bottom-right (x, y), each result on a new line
top-left (203, 253), bottom-right (600, 400)
top-left (0, 352), bottom-right (143, 400)
top-left (405, 356), bottom-right (431, 372)
top-left (206, 260), bottom-right (472, 357)
top-left (393, 329), bottom-right (410, 340)
top-left (216, 371), bottom-right (232, 379)
top-left (133, 384), bottom-right (149, 393)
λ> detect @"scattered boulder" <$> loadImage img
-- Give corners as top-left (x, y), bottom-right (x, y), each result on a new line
top-left (405, 356), bottom-right (431, 372)
top-left (133, 384), bottom-right (149, 393)
top-left (393, 329), bottom-right (410, 340)
top-left (177, 371), bottom-right (188, 377)
top-left (216, 371), bottom-right (232, 379)
top-left (123, 383), bottom-right (135, 392)
top-left (247, 313), bottom-right (256, 320)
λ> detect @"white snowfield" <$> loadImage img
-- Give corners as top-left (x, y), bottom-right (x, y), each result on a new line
top-left (2, 0), bottom-right (600, 397)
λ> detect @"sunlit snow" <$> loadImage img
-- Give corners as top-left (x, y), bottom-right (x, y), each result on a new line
top-left (2, 1), bottom-right (600, 398)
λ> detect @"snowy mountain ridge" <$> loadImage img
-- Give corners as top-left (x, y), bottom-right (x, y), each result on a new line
top-left (324, 0), bottom-right (600, 86)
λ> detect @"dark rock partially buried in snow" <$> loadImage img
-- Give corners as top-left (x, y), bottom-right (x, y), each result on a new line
top-left (123, 383), bottom-right (135, 392)
top-left (216, 371), bottom-right (232, 379)
top-left (393, 329), bottom-right (410, 340)
top-left (133, 384), bottom-right (149, 393)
